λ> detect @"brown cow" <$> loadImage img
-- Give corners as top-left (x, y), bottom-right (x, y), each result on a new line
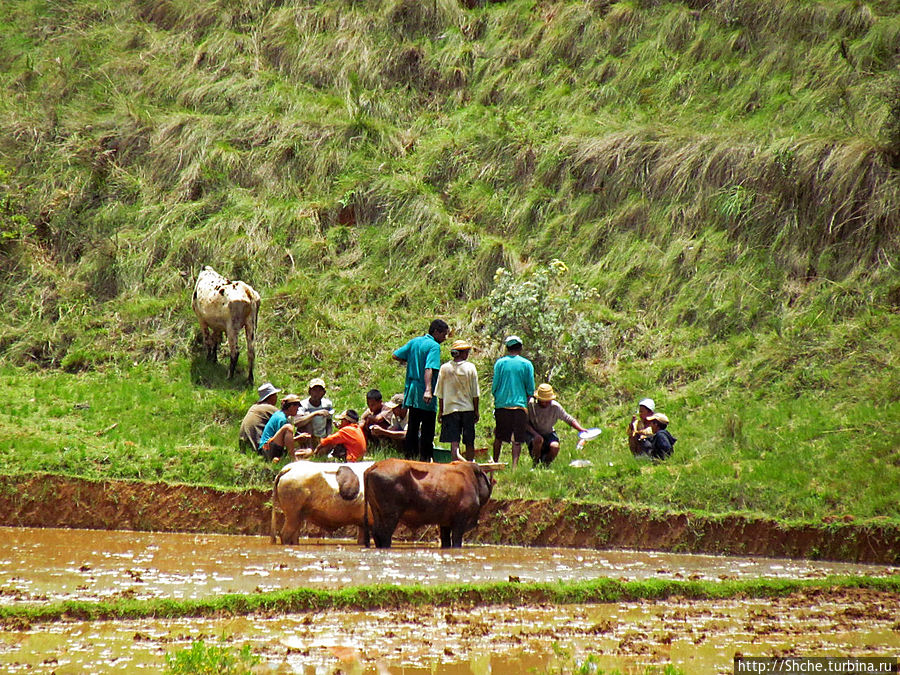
top-left (363, 459), bottom-right (495, 548)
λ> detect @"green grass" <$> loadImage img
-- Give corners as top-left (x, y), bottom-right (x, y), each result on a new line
top-left (0, 0), bottom-right (898, 524)
top-left (2, 575), bottom-right (898, 625)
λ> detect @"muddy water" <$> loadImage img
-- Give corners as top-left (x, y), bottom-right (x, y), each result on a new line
top-left (1, 592), bottom-right (898, 674)
top-left (1, 527), bottom-right (896, 605)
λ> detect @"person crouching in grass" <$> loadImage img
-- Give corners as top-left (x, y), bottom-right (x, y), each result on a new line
top-left (526, 383), bottom-right (587, 466)
top-left (259, 394), bottom-right (311, 462)
top-left (299, 409), bottom-right (367, 462)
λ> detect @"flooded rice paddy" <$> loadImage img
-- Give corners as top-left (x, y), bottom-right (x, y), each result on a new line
top-left (0, 527), bottom-right (898, 673)
top-left (1, 527), bottom-right (896, 604)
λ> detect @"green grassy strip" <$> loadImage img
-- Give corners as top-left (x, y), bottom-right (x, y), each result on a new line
top-left (2, 576), bottom-right (898, 625)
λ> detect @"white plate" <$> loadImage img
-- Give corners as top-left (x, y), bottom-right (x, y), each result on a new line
top-left (578, 428), bottom-right (602, 440)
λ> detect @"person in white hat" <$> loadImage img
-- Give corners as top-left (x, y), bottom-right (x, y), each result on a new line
top-left (491, 335), bottom-right (535, 469)
top-left (294, 377), bottom-right (334, 447)
top-left (435, 339), bottom-right (480, 461)
top-left (526, 383), bottom-right (587, 466)
top-left (238, 382), bottom-right (281, 454)
top-left (628, 398), bottom-right (655, 457)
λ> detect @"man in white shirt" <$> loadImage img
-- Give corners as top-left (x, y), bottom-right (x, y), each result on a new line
top-left (294, 377), bottom-right (334, 448)
top-left (435, 339), bottom-right (480, 461)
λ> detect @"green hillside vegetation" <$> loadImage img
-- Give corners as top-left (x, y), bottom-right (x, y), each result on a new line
top-left (1, 0), bottom-right (898, 522)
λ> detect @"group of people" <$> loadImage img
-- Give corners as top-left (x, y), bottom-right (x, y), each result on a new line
top-left (239, 318), bottom-right (675, 466)
top-left (627, 398), bottom-right (676, 460)
top-left (238, 379), bottom-right (409, 463)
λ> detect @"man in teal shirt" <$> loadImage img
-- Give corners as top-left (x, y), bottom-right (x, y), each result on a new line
top-left (492, 335), bottom-right (535, 468)
top-left (393, 319), bottom-right (449, 461)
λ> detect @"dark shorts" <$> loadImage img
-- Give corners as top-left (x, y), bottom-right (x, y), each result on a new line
top-left (440, 411), bottom-right (476, 445)
top-left (261, 440), bottom-right (285, 461)
top-left (526, 430), bottom-right (559, 451)
top-left (494, 408), bottom-right (528, 443)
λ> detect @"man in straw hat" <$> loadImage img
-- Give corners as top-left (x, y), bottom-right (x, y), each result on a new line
top-left (436, 338), bottom-right (480, 461)
top-left (491, 335), bottom-right (535, 469)
top-left (239, 382), bottom-right (281, 455)
top-left (639, 412), bottom-right (676, 461)
top-left (258, 393), bottom-right (311, 462)
top-left (369, 393), bottom-right (409, 451)
top-left (526, 383), bottom-right (587, 466)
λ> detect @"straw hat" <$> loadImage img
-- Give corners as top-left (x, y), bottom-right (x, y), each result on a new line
top-left (308, 377), bottom-right (326, 390)
top-left (450, 339), bottom-right (472, 351)
top-left (534, 383), bottom-right (556, 402)
top-left (648, 412), bottom-right (669, 425)
top-left (282, 394), bottom-right (302, 406)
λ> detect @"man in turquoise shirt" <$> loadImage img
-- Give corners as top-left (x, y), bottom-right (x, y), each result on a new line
top-left (492, 335), bottom-right (535, 469)
top-left (393, 319), bottom-right (449, 461)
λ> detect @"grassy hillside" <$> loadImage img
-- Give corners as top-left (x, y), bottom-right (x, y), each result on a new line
top-left (1, 0), bottom-right (898, 522)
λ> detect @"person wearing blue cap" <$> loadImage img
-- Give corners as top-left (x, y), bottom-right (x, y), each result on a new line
top-left (491, 335), bottom-right (535, 469)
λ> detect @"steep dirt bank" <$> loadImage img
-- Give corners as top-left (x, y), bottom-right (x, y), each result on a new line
top-left (1, 473), bottom-right (897, 564)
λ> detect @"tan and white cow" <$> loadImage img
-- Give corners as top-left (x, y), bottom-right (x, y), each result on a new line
top-left (270, 460), bottom-right (374, 545)
top-left (192, 266), bottom-right (260, 383)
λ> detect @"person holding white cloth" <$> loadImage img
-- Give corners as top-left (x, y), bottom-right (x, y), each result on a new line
top-left (526, 383), bottom-right (587, 466)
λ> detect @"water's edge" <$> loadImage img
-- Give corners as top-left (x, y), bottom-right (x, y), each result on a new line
top-left (1, 473), bottom-right (897, 564)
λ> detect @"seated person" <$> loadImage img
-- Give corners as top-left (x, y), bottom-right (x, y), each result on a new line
top-left (627, 398), bottom-right (655, 457)
top-left (526, 383), bottom-right (587, 465)
top-left (370, 393), bottom-right (408, 452)
top-left (239, 382), bottom-right (280, 454)
top-left (639, 412), bottom-right (676, 460)
top-left (299, 409), bottom-right (366, 462)
top-left (294, 378), bottom-right (334, 448)
top-left (258, 394), bottom-right (311, 462)
top-left (360, 388), bottom-right (392, 443)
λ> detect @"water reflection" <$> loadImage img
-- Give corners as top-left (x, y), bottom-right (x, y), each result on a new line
top-left (0, 526), bottom-right (896, 605)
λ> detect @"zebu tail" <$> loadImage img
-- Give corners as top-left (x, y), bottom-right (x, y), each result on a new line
top-left (362, 469), bottom-right (371, 548)
top-left (270, 467), bottom-right (284, 544)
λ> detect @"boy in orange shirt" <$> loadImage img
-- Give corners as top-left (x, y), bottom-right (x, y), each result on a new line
top-left (300, 409), bottom-right (367, 462)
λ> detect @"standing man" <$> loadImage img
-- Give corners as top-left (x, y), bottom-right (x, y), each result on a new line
top-left (436, 339), bottom-right (480, 461)
top-left (491, 335), bottom-right (535, 469)
top-left (239, 382), bottom-right (280, 455)
top-left (393, 319), bottom-right (449, 462)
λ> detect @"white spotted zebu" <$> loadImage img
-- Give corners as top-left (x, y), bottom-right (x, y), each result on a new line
top-left (192, 266), bottom-right (260, 383)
